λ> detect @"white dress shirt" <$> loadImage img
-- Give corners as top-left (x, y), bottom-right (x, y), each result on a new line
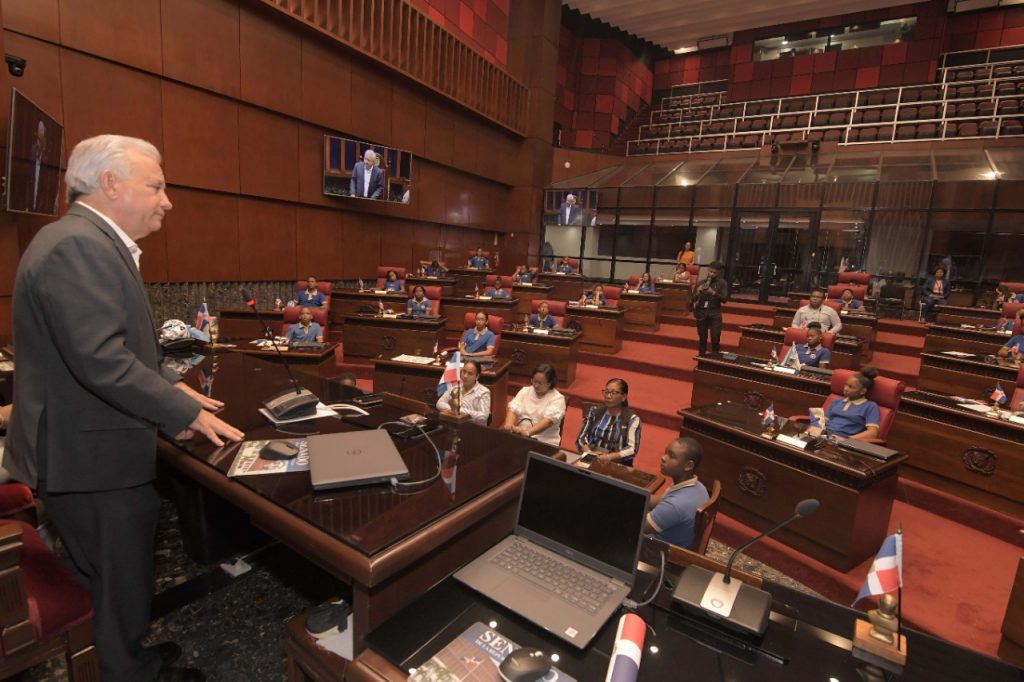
top-left (78, 201), bottom-right (142, 270)
top-left (436, 381), bottom-right (491, 425)
top-left (363, 163), bottom-right (372, 197)
top-left (508, 386), bottom-right (566, 446)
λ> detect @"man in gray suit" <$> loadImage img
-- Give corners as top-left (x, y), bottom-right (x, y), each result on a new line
top-left (6, 135), bottom-right (243, 682)
top-left (349, 148), bottom-right (385, 199)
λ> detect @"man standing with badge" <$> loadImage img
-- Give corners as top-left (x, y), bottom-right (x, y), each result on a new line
top-left (694, 261), bottom-right (729, 356)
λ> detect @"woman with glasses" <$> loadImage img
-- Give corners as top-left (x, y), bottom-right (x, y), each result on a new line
top-left (502, 364), bottom-right (566, 446)
top-left (575, 378), bottom-right (642, 465)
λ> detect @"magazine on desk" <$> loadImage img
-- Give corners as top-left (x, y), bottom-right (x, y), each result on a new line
top-left (227, 438), bottom-right (309, 477)
top-left (408, 621), bottom-right (577, 682)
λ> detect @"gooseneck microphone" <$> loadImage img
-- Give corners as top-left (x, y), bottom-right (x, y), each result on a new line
top-left (240, 288), bottom-right (319, 420)
top-left (722, 498), bottom-right (820, 585)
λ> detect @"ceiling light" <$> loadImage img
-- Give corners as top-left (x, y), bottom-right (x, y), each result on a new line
top-left (674, 46), bottom-right (698, 54)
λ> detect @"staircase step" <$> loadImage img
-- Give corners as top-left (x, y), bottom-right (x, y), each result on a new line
top-left (877, 318), bottom-right (928, 337)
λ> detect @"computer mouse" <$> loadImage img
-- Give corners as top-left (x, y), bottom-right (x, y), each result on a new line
top-left (498, 648), bottom-right (551, 682)
top-left (259, 440), bottom-right (299, 460)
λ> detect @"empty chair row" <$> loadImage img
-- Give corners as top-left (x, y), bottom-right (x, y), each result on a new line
top-left (947, 100), bottom-right (1022, 117)
top-left (806, 128), bottom-right (845, 142)
top-left (900, 86), bottom-right (941, 103)
top-left (947, 119), bottom-right (1024, 137)
top-left (812, 111), bottom-right (851, 126)
top-left (950, 64), bottom-right (1024, 81)
top-left (897, 104), bottom-right (942, 120)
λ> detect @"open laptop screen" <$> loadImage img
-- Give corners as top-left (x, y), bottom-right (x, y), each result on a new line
top-left (516, 454), bottom-right (649, 579)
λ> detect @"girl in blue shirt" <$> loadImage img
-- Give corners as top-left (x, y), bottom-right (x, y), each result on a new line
top-left (384, 270), bottom-right (403, 293)
top-left (423, 260), bottom-right (446, 277)
top-left (823, 367), bottom-right (882, 440)
top-left (527, 301), bottom-right (558, 328)
top-left (485, 280), bottom-right (510, 298)
top-left (460, 312), bottom-right (496, 357)
top-left (286, 307), bottom-right (323, 343)
top-left (512, 265), bottom-right (533, 283)
top-left (294, 276), bottom-right (326, 307)
top-left (407, 285), bottom-right (432, 317)
top-left (579, 283), bottom-right (606, 306)
top-left (998, 333), bottom-right (1024, 358)
top-left (556, 257), bottom-right (574, 274)
top-left (637, 272), bottom-right (656, 294)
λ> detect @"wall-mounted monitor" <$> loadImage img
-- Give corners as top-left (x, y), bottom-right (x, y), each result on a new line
top-left (6, 88), bottom-right (63, 216)
top-left (323, 135), bottom-right (413, 204)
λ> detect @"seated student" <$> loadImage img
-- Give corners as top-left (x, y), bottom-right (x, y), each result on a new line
top-left (512, 265), bottom-right (533, 283)
top-left (527, 301), bottom-right (558, 329)
top-left (822, 367), bottom-right (882, 440)
top-left (995, 284), bottom-right (1024, 306)
top-left (555, 257), bottom-right (574, 274)
top-left (383, 269), bottom-right (403, 293)
top-left (407, 285), bottom-right (433, 317)
top-left (579, 283), bottom-right (607, 306)
top-left (920, 266), bottom-right (950, 318)
top-left (835, 288), bottom-right (862, 310)
top-left (795, 322), bottom-right (831, 368)
top-left (575, 379), bottom-right (642, 465)
top-left (421, 259), bottom-right (446, 277)
top-left (293, 276), bottom-right (326, 307)
top-left (503, 364), bottom-right (566, 446)
top-left (998, 330), bottom-right (1024, 358)
top-left (285, 307), bottom-right (324, 343)
top-left (792, 288), bottom-right (842, 332)
top-left (484, 279), bottom-right (510, 299)
top-left (468, 248), bottom-right (489, 269)
top-left (459, 312), bottom-right (496, 357)
top-left (644, 437), bottom-right (709, 549)
top-left (636, 272), bottom-right (656, 294)
top-left (672, 264), bottom-right (691, 285)
top-left (436, 360), bottom-right (491, 425)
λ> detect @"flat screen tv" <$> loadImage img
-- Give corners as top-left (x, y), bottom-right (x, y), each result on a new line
top-left (322, 134), bottom-right (412, 204)
top-left (6, 88), bottom-right (63, 216)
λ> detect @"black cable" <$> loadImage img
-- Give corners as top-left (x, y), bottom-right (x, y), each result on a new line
top-left (378, 420), bottom-right (443, 492)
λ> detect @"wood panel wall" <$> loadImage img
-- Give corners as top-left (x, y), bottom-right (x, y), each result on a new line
top-left (0, 0), bottom-right (557, 337)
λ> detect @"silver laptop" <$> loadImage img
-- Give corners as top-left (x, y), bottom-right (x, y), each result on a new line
top-left (454, 453), bottom-right (650, 648)
top-left (308, 430), bottom-right (409, 491)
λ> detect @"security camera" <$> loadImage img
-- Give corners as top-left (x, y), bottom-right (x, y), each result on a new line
top-left (5, 54), bottom-right (26, 78)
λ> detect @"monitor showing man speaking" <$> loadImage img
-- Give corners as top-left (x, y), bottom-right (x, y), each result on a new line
top-left (5, 89), bottom-right (63, 216)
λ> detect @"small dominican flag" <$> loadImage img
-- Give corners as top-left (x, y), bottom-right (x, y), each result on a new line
top-left (604, 613), bottom-right (645, 682)
top-left (762, 403), bottom-right (775, 428)
top-left (195, 301), bottom-right (211, 331)
top-left (437, 351), bottom-right (461, 396)
top-left (853, 532), bottom-right (903, 605)
top-left (358, 278), bottom-right (365, 291)
top-left (377, 299), bottom-right (384, 314)
top-left (198, 367), bottom-right (214, 397)
top-left (432, 340), bottom-right (439, 356)
top-left (769, 345), bottom-right (779, 363)
top-left (991, 383), bottom-right (1007, 405)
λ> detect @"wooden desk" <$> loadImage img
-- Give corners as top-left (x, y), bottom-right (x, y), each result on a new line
top-left (935, 304), bottom-right (1001, 328)
top-left (535, 272), bottom-right (586, 301)
top-left (230, 343), bottom-right (339, 378)
top-left (217, 307), bottom-right (285, 340)
top-left (372, 357), bottom-right (510, 420)
top-left (691, 353), bottom-right (832, 417)
top-left (439, 297), bottom-right (519, 339)
top-left (563, 304), bottom-right (625, 354)
top-left (510, 283), bottom-right (554, 317)
top-left (497, 328), bottom-right (581, 386)
top-left (405, 276), bottom-right (457, 298)
top-left (446, 267), bottom-right (494, 296)
top-left (773, 308), bottom-right (876, 361)
top-left (618, 291), bottom-right (664, 331)
top-left (738, 324), bottom-right (863, 370)
top-left (923, 323), bottom-right (1014, 356)
top-left (161, 352), bottom-right (560, 653)
top-left (342, 315), bottom-right (446, 363)
top-left (679, 402), bottom-right (906, 571)
top-left (656, 280), bottom-right (692, 314)
top-left (330, 289), bottom-right (409, 324)
top-left (888, 389), bottom-right (1024, 520)
top-left (917, 352), bottom-right (1020, 398)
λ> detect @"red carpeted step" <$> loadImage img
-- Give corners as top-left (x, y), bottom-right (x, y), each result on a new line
top-left (663, 312), bottom-right (776, 332)
top-left (868, 350), bottom-right (920, 387)
top-left (873, 330), bottom-right (925, 356)
top-left (877, 318), bottom-right (928, 337)
top-left (578, 341), bottom-right (699, 381)
top-left (620, 328), bottom-right (742, 352)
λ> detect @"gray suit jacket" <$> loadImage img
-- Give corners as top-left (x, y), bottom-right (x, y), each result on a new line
top-left (6, 204), bottom-right (199, 492)
top-left (349, 162), bottom-right (384, 199)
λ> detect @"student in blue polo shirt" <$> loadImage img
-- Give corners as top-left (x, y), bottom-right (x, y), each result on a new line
top-left (579, 283), bottom-right (607, 306)
top-left (293, 276), bottom-right (326, 307)
top-left (485, 279), bottom-right (510, 299)
top-left (644, 437), bottom-right (709, 550)
top-left (636, 272), bottom-right (656, 293)
top-left (527, 301), bottom-right (558, 329)
top-left (383, 269), bottom-right (403, 293)
top-left (406, 285), bottom-right (432, 317)
top-left (795, 322), bottom-right (831, 368)
top-left (286, 306), bottom-right (323, 343)
top-left (998, 332), bottom-right (1024, 358)
top-left (556, 257), bottom-right (574, 274)
top-left (823, 367), bottom-right (881, 440)
top-left (512, 265), bottom-right (534, 283)
top-left (459, 311), bottom-right (496, 357)
top-left (422, 259), bottom-right (446, 277)
top-left (835, 288), bottom-right (862, 310)
top-left (468, 248), bottom-right (489, 269)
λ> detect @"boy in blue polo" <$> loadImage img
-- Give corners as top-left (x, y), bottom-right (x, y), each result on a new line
top-left (644, 438), bottom-right (709, 549)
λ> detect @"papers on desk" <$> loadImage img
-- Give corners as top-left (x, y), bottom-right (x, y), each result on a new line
top-left (1010, 415), bottom-right (1024, 426)
top-left (227, 438), bottom-right (310, 477)
top-left (941, 350), bottom-right (974, 357)
top-left (960, 403), bottom-right (995, 414)
top-left (392, 354), bottom-right (436, 364)
top-left (771, 365), bottom-right (798, 374)
top-left (776, 433), bottom-right (809, 450)
top-left (531, 328), bottom-right (550, 335)
top-left (0, 361), bottom-right (12, 372)
top-left (372, 289), bottom-right (388, 294)
top-left (518, 282), bottom-right (534, 286)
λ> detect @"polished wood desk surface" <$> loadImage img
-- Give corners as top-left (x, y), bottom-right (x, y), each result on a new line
top-left (679, 401), bottom-right (905, 570)
top-left (935, 304), bottom-right (1002, 327)
top-left (739, 324), bottom-right (863, 370)
top-left (446, 267), bottom-right (496, 296)
top-left (405, 276), bottom-right (457, 297)
top-left (654, 279), bottom-right (692, 314)
top-left (534, 272), bottom-right (586, 300)
top-left (509, 283), bottom-right (554, 316)
top-left (341, 314), bottom-right (447, 363)
top-left (563, 302), bottom-right (626, 355)
top-left (217, 307), bottom-right (286, 340)
top-left (439, 296), bottom-right (520, 335)
top-left (350, 542), bottom-right (1021, 682)
top-left (923, 323), bottom-right (1015, 356)
top-left (692, 352), bottom-right (833, 418)
top-left (497, 326), bottom-right (581, 386)
top-left (371, 356), bottom-right (511, 420)
top-left (618, 290), bottom-right (664, 331)
top-left (889, 388), bottom-right (1024, 520)
top-left (329, 289), bottom-right (410, 328)
top-left (917, 351), bottom-right (1021, 397)
top-left (160, 352), bottom-right (558, 642)
top-left (228, 342), bottom-right (339, 377)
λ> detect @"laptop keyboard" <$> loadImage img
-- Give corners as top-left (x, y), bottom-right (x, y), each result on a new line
top-left (490, 541), bottom-right (617, 614)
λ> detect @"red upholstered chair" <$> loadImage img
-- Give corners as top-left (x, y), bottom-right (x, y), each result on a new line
top-left (1001, 281), bottom-right (1024, 296)
top-left (1002, 302), bottom-right (1024, 320)
top-left (416, 285), bottom-right (443, 315)
top-left (800, 298), bottom-right (843, 314)
top-left (0, 521), bottom-right (99, 681)
top-left (602, 285), bottom-right (622, 307)
top-left (827, 284), bottom-right (868, 301)
top-left (1012, 364), bottom-right (1024, 407)
top-left (0, 484), bottom-right (35, 526)
top-left (530, 300), bottom-right (566, 327)
top-left (281, 306), bottom-right (328, 337)
top-left (458, 312), bottom-right (504, 354)
top-left (690, 480), bottom-right (722, 554)
top-left (838, 272), bottom-right (871, 286)
top-left (626, 275), bottom-right (640, 287)
top-left (375, 266), bottom-right (407, 289)
top-left (484, 274), bottom-right (513, 288)
top-left (791, 369), bottom-right (905, 444)
top-left (686, 264), bottom-right (701, 278)
top-left (783, 326), bottom-right (836, 352)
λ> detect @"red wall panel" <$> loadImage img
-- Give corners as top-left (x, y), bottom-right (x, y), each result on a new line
top-left (162, 0), bottom-right (241, 99)
top-left (58, 0), bottom-right (162, 73)
top-left (237, 199), bottom-right (296, 280)
top-left (237, 108), bottom-right (299, 202)
top-left (162, 189), bottom-right (240, 282)
top-left (239, 7), bottom-right (302, 119)
top-left (161, 83), bottom-right (241, 194)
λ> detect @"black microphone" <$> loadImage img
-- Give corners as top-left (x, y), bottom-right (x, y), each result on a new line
top-left (239, 288), bottom-right (319, 420)
top-left (672, 498), bottom-right (820, 637)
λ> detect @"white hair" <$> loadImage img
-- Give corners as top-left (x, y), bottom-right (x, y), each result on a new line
top-left (363, 149), bottom-right (376, 161)
top-left (65, 134), bottom-right (162, 204)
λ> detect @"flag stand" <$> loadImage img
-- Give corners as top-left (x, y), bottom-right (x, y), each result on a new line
top-left (851, 526), bottom-right (907, 677)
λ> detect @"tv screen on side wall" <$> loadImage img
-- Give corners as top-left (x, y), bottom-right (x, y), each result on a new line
top-left (6, 88), bottom-right (63, 216)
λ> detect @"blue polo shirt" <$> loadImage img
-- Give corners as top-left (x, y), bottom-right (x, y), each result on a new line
top-left (638, 282), bottom-right (656, 293)
top-left (461, 328), bottom-right (495, 353)
top-left (425, 264), bottom-right (444, 277)
top-left (796, 343), bottom-right (832, 367)
top-left (557, 264), bottom-right (574, 274)
top-left (383, 279), bottom-right (402, 292)
top-left (824, 398), bottom-right (881, 437)
top-left (407, 298), bottom-right (432, 316)
top-left (296, 290), bottom-right (325, 307)
top-left (518, 271), bottom-right (535, 283)
top-left (485, 287), bottom-right (510, 299)
top-left (527, 313), bottom-right (556, 328)
top-left (286, 322), bottom-right (321, 342)
top-left (835, 298), bottom-right (861, 309)
top-left (583, 293), bottom-right (606, 306)
top-left (1004, 335), bottom-right (1024, 354)
top-left (469, 256), bottom-right (489, 268)
top-left (648, 479), bottom-right (709, 549)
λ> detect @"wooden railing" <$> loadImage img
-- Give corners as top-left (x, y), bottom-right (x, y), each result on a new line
top-left (261, 0), bottom-right (529, 136)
